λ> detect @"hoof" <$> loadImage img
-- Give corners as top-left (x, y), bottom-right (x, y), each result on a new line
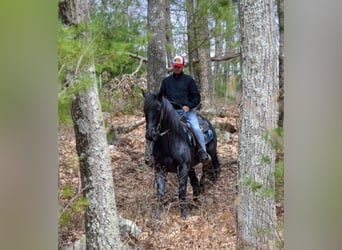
top-left (193, 186), bottom-right (200, 201)
top-left (181, 211), bottom-right (187, 220)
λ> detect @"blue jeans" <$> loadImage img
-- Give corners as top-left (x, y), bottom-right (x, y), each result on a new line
top-left (176, 109), bottom-right (207, 153)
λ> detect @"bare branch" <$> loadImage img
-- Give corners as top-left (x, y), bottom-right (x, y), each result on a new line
top-left (192, 51), bottom-right (241, 63)
top-left (127, 52), bottom-right (147, 62)
top-left (58, 184), bottom-right (90, 220)
top-left (131, 58), bottom-right (144, 76)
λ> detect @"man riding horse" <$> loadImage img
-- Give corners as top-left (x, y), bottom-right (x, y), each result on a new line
top-left (157, 55), bottom-right (211, 166)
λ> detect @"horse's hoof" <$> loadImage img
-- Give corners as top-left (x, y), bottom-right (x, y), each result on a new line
top-left (181, 211), bottom-right (187, 220)
top-left (193, 186), bottom-right (200, 200)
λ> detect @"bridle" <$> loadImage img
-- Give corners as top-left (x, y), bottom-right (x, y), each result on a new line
top-left (153, 99), bottom-right (187, 138)
top-left (155, 103), bottom-right (170, 137)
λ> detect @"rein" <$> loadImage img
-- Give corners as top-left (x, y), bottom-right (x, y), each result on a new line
top-left (156, 106), bottom-right (170, 136)
top-left (155, 99), bottom-right (187, 137)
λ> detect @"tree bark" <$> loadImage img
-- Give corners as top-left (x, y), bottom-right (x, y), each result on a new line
top-left (59, 0), bottom-right (122, 248)
top-left (277, 0), bottom-right (284, 128)
top-left (71, 84), bottom-right (122, 249)
top-left (186, 0), bottom-right (196, 77)
top-left (145, 0), bottom-right (168, 165)
top-left (197, 8), bottom-right (215, 113)
top-left (165, 0), bottom-right (174, 64)
top-left (186, 0), bottom-right (215, 114)
top-left (147, 0), bottom-right (167, 93)
top-left (237, 0), bottom-right (279, 248)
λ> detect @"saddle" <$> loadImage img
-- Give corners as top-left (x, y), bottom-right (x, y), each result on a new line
top-left (180, 114), bottom-right (214, 147)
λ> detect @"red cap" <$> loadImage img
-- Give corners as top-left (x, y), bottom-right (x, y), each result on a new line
top-left (171, 55), bottom-right (185, 67)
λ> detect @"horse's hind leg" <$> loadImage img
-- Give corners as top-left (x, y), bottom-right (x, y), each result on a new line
top-left (178, 163), bottom-right (188, 219)
top-left (210, 152), bottom-right (220, 180)
top-left (188, 168), bottom-right (200, 201)
top-left (199, 152), bottom-right (220, 193)
top-left (203, 151), bottom-right (220, 183)
top-left (155, 168), bottom-right (166, 219)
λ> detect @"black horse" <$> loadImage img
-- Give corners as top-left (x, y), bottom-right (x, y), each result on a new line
top-left (143, 92), bottom-right (219, 219)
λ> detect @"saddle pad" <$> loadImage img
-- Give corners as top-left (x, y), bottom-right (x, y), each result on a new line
top-left (197, 115), bottom-right (210, 132)
top-left (180, 115), bottom-right (214, 146)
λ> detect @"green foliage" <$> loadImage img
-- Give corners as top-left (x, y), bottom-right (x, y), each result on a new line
top-left (59, 184), bottom-right (90, 229)
top-left (261, 155), bottom-right (272, 164)
top-left (274, 160), bottom-right (284, 201)
top-left (242, 177), bottom-right (275, 198)
top-left (58, 90), bottom-right (73, 125)
top-left (262, 127), bottom-right (284, 153)
top-left (275, 160), bottom-right (284, 180)
top-left (100, 96), bottom-right (114, 113)
top-left (59, 209), bottom-right (72, 228)
top-left (263, 127), bottom-right (284, 200)
top-left (241, 127), bottom-right (284, 201)
top-left (214, 78), bottom-right (226, 98)
top-left (72, 197), bottom-right (90, 213)
top-left (242, 177), bottom-right (262, 192)
top-left (89, 2), bottom-right (147, 76)
top-left (58, 74), bottom-right (96, 123)
top-left (60, 184), bottom-right (76, 199)
top-left (58, 1), bottom-right (147, 125)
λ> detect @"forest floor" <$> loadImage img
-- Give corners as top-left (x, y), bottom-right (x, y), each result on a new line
top-left (58, 105), bottom-right (283, 249)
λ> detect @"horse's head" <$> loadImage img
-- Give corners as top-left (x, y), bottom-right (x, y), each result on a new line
top-left (143, 92), bottom-right (163, 141)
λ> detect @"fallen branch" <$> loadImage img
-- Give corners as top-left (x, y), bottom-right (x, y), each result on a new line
top-left (119, 216), bottom-right (142, 238)
top-left (227, 159), bottom-right (237, 165)
top-left (107, 118), bottom-right (145, 145)
top-left (66, 217), bottom-right (142, 250)
top-left (115, 118), bottom-right (145, 134)
top-left (214, 121), bottom-right (237, 133)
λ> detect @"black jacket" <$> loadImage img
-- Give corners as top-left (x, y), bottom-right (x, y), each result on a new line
top-left (158, 72), bottom-right (201, 109)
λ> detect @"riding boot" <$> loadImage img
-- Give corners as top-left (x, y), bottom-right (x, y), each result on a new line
top-left (198, 149), bottom-right (211, 167)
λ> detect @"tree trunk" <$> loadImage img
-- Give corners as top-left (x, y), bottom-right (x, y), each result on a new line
top-left (187, 0), bottom-right (215, 114)
top-left (165, 0), bottom-right (174, 64)
top-left (197, 5), bottom-right (215, 113)
top-left (147, 0), bottom-right (167, 92)
top-left (277, 0), bottom-right (284, 128)
top-left (71, 84), bottom-right (122, 249)
top-left (145, 0), bottom-right (167, 164)
top-left (237, 0), bottom-right (279, 249)
top-left (59, 0), bottom-right (122, 248)
top-left (186, 0), bottom-right (196, 77)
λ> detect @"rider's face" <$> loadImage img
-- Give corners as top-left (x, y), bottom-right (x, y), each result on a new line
top-left (173, 65), bottom-right (183, 74)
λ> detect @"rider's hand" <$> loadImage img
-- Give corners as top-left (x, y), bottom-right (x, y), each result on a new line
top-left (182, 106), bottom-right (190, 112)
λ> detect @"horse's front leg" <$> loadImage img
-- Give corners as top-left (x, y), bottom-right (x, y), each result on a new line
top-left (188, 168), bottom-right (200, 201)
top-left (178, 163), bottom-right (188, 219)
top-left (155, 167), bottom-right (166, 219)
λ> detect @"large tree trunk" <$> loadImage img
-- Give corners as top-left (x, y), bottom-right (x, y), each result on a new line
top-left (197, 8), bottom-right (215, 113)
top-left (145, 0), bottom-right (167, 165)
top-left (277, 0), bottom-right (284, 128)
top-left (165, 0), bottom-right (174, 64)
top-left (59, 0), bottom-right (122, 248)
top-left (237, 0), bottom-right (279, 248)
top-left (71, 84), bottom-right (122, 249)
top-left (147, 0), bottom-right (167, 92)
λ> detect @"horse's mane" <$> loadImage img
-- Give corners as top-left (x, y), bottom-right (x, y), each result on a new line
top-left (144, 93), bottom-right (184, 136)
top-left (160, 96), bottom-right (184, 135)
